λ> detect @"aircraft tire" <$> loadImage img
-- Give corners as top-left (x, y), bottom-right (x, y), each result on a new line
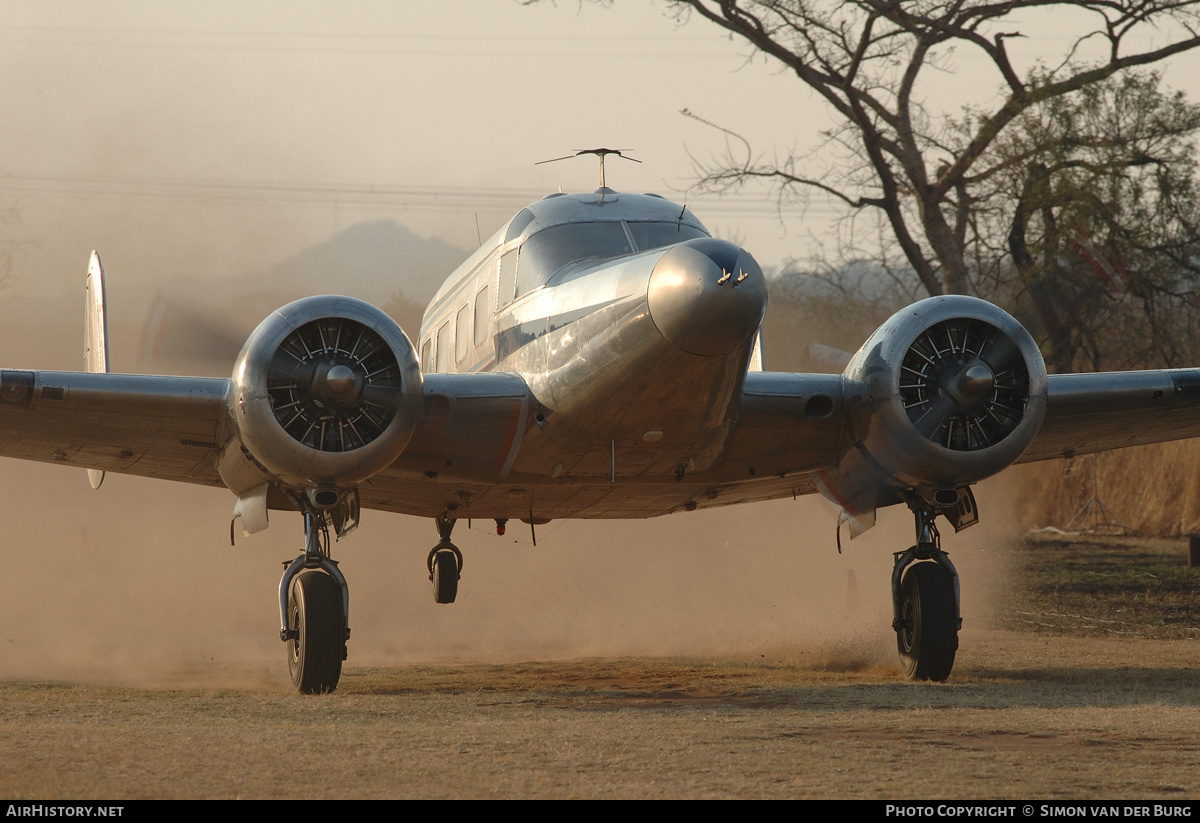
top-left (288, 570), bottom-right (345, 694)
top-left (896, 562), bottom-right (957, 682)
top-left (432, 548), bottom-right (459, 604)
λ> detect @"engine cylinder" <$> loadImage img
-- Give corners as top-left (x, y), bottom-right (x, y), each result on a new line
top-left (229, 295), bottom-right (423, 490)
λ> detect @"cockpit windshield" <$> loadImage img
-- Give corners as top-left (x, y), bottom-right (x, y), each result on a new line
top-left (516, 222), bottom-right (630, 297)
top-left (515, 220), bottom-right (708, 297)
top-left (627, 221), bottom-right (707, 252)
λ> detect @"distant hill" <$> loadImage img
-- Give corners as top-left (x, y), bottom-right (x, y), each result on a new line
top-left (264, 220), bottom-right (469, 306)
top-left (144, 218), bottom-right (470, 317)
top-left (0, 220), bottom-right (472, 375)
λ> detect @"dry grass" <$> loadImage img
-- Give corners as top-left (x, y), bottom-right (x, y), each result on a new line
top-left (1017, 441), bottom-right (1200, 537)
top-left (995, 534), bottom-right (1200, 639)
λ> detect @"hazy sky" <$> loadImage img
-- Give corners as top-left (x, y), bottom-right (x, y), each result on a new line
top-left (2, 1), bottom-right (1198, 295)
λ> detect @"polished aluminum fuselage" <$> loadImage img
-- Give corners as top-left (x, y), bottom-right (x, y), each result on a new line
top-left (383, 189), bottom-right (831, 521)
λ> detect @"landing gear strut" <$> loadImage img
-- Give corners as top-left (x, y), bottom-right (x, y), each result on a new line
top-left (891, 505), bottom-right (960, 682)
top-left (279, 510), bottom-right (350, 694)
top-left (427, 516), bottom-right (463, 604)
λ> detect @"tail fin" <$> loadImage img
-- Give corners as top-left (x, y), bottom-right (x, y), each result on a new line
top-left (85, 251), bottom-right (108, 489)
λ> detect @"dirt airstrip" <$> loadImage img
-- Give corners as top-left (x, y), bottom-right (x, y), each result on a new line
top-left (0, 633), bottom-right (1197, 799)
top-left (0, 470), bottom-right (1196, 799)
top-left (0, 631), bottom-right (1197, 798)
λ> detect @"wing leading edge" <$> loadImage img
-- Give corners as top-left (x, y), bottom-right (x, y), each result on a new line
top-left (1018, 369), bottom-right (1200, 463)
top-left (3, 364), bottom-right (1200, 514)
top-left (729, 368), bottom-right (1200, 477)
top-left (0, 370), bottom-right (229, 486)
top-left (0, 368), bottom-right (538, 511)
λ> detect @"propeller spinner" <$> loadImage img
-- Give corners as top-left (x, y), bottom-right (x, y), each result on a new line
top-left (900, 317), bottom-right (1030, 451)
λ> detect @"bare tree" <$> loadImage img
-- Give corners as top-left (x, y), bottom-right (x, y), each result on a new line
top-left (669, 1), bottom-right (1200, 298)
top-left (973, 70), bottom-right (1200, 371)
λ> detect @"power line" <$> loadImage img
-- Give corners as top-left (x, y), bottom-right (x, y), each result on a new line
top-left (0, 24), bottom-right (716, 44)
top-left (0, 24), bottom-right (726, 58)
top-left (0, 171), bottom-right (847, 220)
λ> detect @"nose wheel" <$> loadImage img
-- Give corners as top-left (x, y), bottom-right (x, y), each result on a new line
top-left (428, 517), bottom-right (463, 604)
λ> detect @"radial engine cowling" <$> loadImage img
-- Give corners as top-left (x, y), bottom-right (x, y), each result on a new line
top-left (229, 295), bottom-right (423, 490)
top-left (843, 295), bottom-right (1047, 492)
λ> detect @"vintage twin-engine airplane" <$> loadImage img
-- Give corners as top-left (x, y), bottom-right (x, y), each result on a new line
top-left (2, 160), bottom-right (1199, 692)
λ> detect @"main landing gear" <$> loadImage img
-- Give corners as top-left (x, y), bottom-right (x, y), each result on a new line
top-left (273, 510), bottom-right (462, 692)
top-left (428, 516), bottom-right (463, 604)
top-left (891, 504), bottom-right (961, 682)
top-left (279, 510), bottom-right (350, 694)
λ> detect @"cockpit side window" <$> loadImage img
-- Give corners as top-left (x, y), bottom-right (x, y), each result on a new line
top-left (505, 209), bottom-right (536, 244)
top-left (516, 222), bottom-right (631, 297)
top-left (627, 221), bottom-right (708, 252)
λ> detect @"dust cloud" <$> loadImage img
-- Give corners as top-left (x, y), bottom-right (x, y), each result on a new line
top-left (0, 437), bottom-right (1024, 688)
top-left (343, 476), bottom-right (1023, 670)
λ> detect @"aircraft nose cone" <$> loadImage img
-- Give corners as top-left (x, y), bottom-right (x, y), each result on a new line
top-left (647, 238), bottom-right (767, 356)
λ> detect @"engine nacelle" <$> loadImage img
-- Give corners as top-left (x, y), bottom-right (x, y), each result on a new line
top-left (229, 295), bottom-right (423, 491)
top-left (843, 295), bottom-right (1047, 492)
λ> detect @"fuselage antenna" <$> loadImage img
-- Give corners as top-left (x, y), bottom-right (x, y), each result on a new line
top-left (536, 148), bottom-right (642, 190)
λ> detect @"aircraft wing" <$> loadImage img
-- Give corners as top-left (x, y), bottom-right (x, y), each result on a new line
top-left (4, 362), bottom-right (1200, 514)
top-left (0, 370), bottom-right (229, 486)
top-left (0, 367), bottom-right (534, 512)
top-left (694, 367), bottom-right (1200, 483)
top-left (1017, 369), bottom-right (1200, 463)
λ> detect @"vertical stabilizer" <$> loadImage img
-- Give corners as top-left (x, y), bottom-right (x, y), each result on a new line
top-left (85, 251), bottom-right (108, 489)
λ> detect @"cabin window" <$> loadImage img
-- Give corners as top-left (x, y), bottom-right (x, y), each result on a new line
top-left (435, 321), bottom-right (452, 373)
top-left (455, 304), bottom-right (471, 363)
top-left (627, 221), bottom-right (708, 252)
top-left (517, 222), bottom-right (631, 296)
top-left (474, 286), bottom-right (490, 346)
top-left (420, 338), bottom-right (432, 372)
top-left (498, 251), bottom-right (518, 309)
